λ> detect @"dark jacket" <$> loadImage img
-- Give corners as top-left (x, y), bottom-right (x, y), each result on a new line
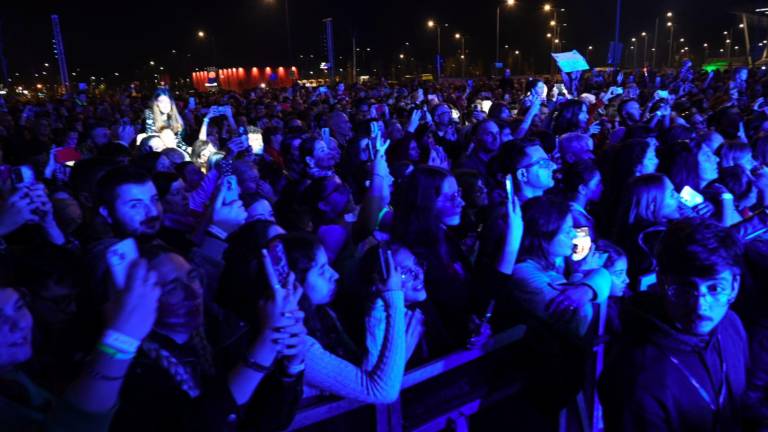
top-left (110, 306), bottom-right (302, 432)
top-left (599, 292), bottom-right (748, 431)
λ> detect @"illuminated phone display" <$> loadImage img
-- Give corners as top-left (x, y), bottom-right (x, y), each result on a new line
top-left (572, 227), bottom-right (592, 262)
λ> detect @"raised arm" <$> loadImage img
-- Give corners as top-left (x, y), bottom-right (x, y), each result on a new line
top-left (304, 251), bottom-right (406, 403)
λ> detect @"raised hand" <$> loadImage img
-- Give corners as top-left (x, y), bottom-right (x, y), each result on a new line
top-left (211, 177), bottom-right (247, 236)
top-left (225, 136), bottom-right (249, 156)
top-left (407, 109), bottom-right (422, 133)
top-left (427, 144), bottom-right (450, 169)
top-left (117, 121), bottom-right (137, 146)
top-left (0, 187), bottom-right (40, 235)
top-left (376, 248), bottom-right (402, 294)
top-left (106, 259), bottom-right (161, 341)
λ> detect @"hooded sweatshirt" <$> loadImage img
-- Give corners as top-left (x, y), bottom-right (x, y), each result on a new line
top-left (599, 291), bottom-right (748, 431)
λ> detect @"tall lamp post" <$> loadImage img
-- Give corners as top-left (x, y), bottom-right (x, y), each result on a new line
top-left (496, 0), bottom-right (515, 70)
top-left (641, 32), bottom-right (648, 67)
top-left (427, 19), bottom-right (442, 81)
top-left (197, 30), bottom-right (217, 66)
top-left (666, 12), bottom-right (674, 67)
top-left (455, 33), bottom-right (466, 79)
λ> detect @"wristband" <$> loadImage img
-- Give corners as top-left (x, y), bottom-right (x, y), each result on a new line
top-left (102, 329), bottom-right (140, 353)
top-left (721, 193), bottom-right (734, 200)
top-left (96, 343), bottom-right (136, 360)
top-left (243, 356), bottom-right (274, 374)
top-left (207, 224), bottom-right (228, 240)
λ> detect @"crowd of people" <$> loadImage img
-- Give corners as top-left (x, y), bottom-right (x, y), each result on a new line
top-left (2, 60), bottom-right (768, 431)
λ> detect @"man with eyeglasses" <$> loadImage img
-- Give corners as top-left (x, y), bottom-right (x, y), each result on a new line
top-left (599, 218), bottom-right (747, 431)
top-left (509, 139), bottom-right (557, 204)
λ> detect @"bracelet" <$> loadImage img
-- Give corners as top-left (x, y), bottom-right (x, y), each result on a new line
top-left (207, 224), bottom-right (228, 240)
top-left (84, 365), bottom-right (126, 381)
top-left (243, 356), bottom-right (273, 374)
top-left (96, 343), bottom-right (136, 360)
top-left (102, 329), bottom-right (140, 354)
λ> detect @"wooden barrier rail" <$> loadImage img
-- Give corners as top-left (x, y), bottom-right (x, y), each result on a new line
top-left (288, 325), bottom-right (527, 431)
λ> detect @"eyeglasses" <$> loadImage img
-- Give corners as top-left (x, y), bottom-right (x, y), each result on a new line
top-left (665, 283), bottom-right (732, 305)
top-left (519, 156), bottom-right (555, 170)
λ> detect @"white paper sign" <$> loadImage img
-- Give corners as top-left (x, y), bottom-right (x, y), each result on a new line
top-left (551, 50), bottom-right (590, 73)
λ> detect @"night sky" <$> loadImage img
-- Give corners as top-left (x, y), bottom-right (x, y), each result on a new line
top-left (2, 0), bottom-right (767, 80)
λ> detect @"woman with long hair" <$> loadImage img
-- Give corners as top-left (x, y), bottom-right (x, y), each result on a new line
top-left (506, 196), bottom-right (610, 338)
top-left (552, 99), bottom-right (591, 137)
top-left (598, 137), bottom-right (659, 235)
top-left (614, 173), bottom-right (680, 283)
top-left (280, 233), bottom-right (407, 403)
top-left (391, 166), bottom-right (474, 354)
top-left (145, 88), bottom-right (188, 153)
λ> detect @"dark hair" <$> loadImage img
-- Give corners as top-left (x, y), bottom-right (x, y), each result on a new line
top-left (556, 158), bottom-right (600, 201)
top-left (454, 169), bottom-right (484, 206)
top-left (298, 136), bottom-right (321, 168)
top-left (656, 217), bottom-right (743, 279)
top-left (659, 139), bottom-right (706, 192)
top-left (502, 138), bottom-right (541, 185)
top-left (302, 175), bottom-right (349, 227)
top-left (754, 135), bottom-right (768, 165)
top-left (152, 172), bottom-right (181, 199)
top-left (95, 166), bottom-right (152, 209)
top-left (392, 165), bottom-right (452, 264)
top-left (136, 134), bottom-right (161, 156)
top-left (617, 98), bottom-right (640, 123)
top-left (217, 220), bottom-right (284, 323)
top-left (519, 196), bottom-right (572, 266)
top-left (281, 232), bottom-right (360, 362)
top-left (717, 165), bottom-right (754, 205)
top-left (69, 157), bottom-right (122, 206)
top-left (281, 232), bottom-right (323, 285)
top-left (190, 139), bottom-right (214, 167)
top-left (595, 239), bottom-right (626, 269)
top-left (487, 102), bottom-right (509, 121)
top-left (95, 142), bottom-right (132, 159)
top-left (552, 99), bottom-right (587, 136)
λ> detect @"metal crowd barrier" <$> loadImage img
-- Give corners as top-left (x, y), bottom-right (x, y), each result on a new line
top-left (288, 325), bottom-right (528, 431)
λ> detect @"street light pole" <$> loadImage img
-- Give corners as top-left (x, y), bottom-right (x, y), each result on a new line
top-left (456, 33), bottom-right (466, 79)
top-left (496, 0), bottom-right (514, 69)
top-left (665, 12), bottom-right (674, 68)
top-left (642, 32), bottom-right (648, 67)
top-left (428, 20), bottom-right (442, 81)
top-left (667, 23), bottom-right (674, 67)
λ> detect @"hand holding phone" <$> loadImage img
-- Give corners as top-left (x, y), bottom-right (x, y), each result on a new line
top-left (505, 174), bottom-right (515, 202)
top-left (106, 238), bottom-right (140, 291)
top-left (571, 227), bottom-right (592, 262)
top-left (679, 185), bottom-right (704, 207)
top-left (11, 165), bottom-right (35, 187)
